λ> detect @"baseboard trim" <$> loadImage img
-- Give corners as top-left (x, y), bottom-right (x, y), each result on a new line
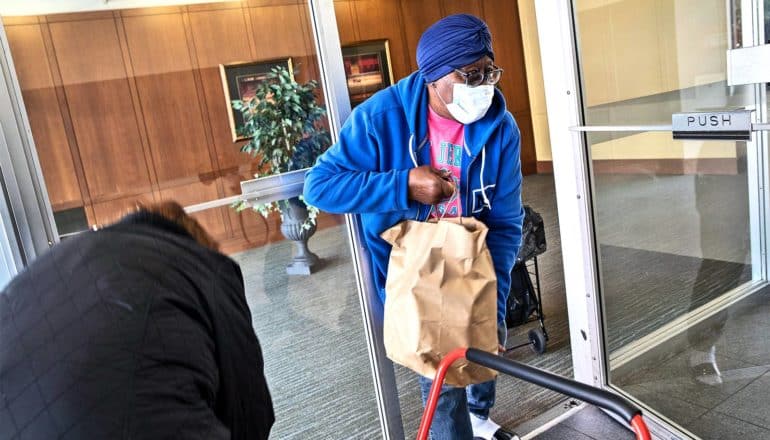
top-left (536, 160), bottom-right (553, 174)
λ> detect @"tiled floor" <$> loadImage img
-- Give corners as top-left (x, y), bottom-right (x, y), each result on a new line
top-left (612, 290), bottom-right (770, 439)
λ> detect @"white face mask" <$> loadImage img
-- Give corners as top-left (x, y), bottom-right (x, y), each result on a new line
top-left (437, 83), bottom-right (494, 124)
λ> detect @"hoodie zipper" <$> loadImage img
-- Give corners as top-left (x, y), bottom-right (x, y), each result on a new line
top-left (464, 153), bottom-right (479, 214)
top-left (462, 130), bottom-right (481, 215)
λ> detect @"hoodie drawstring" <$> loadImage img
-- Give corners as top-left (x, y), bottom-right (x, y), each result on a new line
top-left (408, 134), bottom-right (418, 167)
top-left (480, 145), bottom-right (491, 210)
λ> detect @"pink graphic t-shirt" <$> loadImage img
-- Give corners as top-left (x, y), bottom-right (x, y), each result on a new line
top-left (428, 106), bottom-right (464, 218)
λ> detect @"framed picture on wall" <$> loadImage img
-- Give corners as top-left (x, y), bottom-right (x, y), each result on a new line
top-left (342, 40), bottom-right (394, 108)
top-left (220, 57), bottom-right (294, 142)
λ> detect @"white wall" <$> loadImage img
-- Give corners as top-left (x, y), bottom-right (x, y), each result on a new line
top-left (518, 0), bottom-right (553, 163)
top-left (1, 0), bottom-right (229, 16)
top-left (575, 0), bottom-right (736, 161)
top-left (577, 0), bottom-right (727, 107)
top-left (520, 0), bottom-right (733, 164)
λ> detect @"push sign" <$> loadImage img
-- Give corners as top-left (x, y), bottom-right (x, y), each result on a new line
top-left (672, 110), bottom-right (752, 141)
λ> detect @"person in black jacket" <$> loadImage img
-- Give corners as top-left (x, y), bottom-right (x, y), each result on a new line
top-left (0, 201), bottom-right (274, 439)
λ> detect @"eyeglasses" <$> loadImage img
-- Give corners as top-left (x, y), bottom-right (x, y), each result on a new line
top-left (454, 65), bottom-right (504, 87)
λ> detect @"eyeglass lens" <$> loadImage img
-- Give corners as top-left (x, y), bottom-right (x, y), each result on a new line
top-left (465, 68), bottom-right (502, 86)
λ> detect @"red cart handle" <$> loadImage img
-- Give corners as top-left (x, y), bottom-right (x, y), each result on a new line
top-left (416, 348), bottom-right (651, 440)
top-left (417, 348), bottom-right (469, 439)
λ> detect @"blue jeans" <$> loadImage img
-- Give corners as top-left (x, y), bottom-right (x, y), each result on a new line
top-left (418, 376), bottom-right (496, 440)
top-left (418, 325), bottom-right (506, 440)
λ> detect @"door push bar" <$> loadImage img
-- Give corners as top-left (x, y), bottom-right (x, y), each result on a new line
top-left (570, 110), bottom-right (770, 141)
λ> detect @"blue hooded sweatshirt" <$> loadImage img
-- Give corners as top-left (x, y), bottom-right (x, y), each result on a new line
top-left (304, 71), bottom-right (524, 324)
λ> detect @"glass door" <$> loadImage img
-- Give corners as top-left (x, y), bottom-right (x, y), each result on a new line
top-left (0, 1), bottom-right (382, 437)
top-left (569, 0), bottom-right (770, 438)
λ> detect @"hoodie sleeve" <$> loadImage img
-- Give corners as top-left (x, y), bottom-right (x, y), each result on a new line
top-left (303, 108), bottom-right (412, 214)
top-left (485, 116), bottom-right (525, 325)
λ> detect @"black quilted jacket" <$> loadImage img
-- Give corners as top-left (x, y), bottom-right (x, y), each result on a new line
top-left (0, 212), bottom-right (274, 439)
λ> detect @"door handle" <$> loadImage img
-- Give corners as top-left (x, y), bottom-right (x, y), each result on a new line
top-left (570, 123), bottom-right (770, 133)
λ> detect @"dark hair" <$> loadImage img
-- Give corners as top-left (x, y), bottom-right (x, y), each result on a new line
top-left (134, 201), bottom-right (220, 252)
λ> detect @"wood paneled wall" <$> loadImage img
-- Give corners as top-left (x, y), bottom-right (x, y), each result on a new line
top-left (4, 0), bottom-right (534, 254)
top-left (4, 0), bottom-right (331, 253)
top-left (334, 0), bottom-right (537, 175)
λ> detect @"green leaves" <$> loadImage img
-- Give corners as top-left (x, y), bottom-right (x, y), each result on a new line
top-left (231, 65), bottom-right (329, 224)
top-left (232, 65), bottom-right (330, 175)
top-left (231, 200), bottom-right (249, 212)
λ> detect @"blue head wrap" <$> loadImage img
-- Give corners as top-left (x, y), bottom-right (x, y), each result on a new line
top-left (416, 14), bottom-right (494, 83)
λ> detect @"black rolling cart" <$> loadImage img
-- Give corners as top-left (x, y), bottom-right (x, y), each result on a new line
top-left (505, 205), bottom-right (549, 354)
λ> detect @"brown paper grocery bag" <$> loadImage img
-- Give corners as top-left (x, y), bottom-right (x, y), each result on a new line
top-left (380, 217), bottom-right (498, 387)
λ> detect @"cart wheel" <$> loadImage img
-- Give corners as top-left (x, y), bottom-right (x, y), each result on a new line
top-left (529, 328), bottom-right (547, 354)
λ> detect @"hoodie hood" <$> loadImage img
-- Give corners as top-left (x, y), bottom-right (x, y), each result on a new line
top-left (394, 71), bottom-right (509, 156)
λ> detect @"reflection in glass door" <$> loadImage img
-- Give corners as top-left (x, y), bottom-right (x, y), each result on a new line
top-left (0, 1), bottom-right (380, 437)
top-left (573, 0), bottom-right (770, 438)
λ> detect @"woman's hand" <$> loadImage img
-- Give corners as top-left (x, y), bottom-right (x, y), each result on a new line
top-left (407, 166), bottom-right (455, 205)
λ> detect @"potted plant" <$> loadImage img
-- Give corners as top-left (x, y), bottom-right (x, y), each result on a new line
top-left (232, 65), bottom-right (331, 275)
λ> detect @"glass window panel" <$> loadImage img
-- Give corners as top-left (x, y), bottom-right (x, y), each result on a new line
top-left (228, 203), bottom-right (379, 438)
top-left (576, 0), bottom-right (752, 126)
top-left (575, 1), bottom-right (766, 438)
top-left (589, 133), bottom-right (752, 354)
top-left (1, 2), bottom-right (377, 437)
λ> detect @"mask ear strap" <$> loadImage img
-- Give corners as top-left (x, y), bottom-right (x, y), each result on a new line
top-left (432, 81), bottom-right (451, 108)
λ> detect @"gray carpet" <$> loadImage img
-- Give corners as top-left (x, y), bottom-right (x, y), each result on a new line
top-left (602, 245), bottom-right (751, 353)
top-left (232, 229), bottom-right (381, 439)
top-left (593, 173), bottom-right (750, 264)
top-left (230, 173), bottom-right (753, 439)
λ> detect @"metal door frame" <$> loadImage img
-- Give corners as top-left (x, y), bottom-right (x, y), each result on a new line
top-left (308, 1), bottom-right (404, 438)
top-left (0, 19), bottom-right (58, 282)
